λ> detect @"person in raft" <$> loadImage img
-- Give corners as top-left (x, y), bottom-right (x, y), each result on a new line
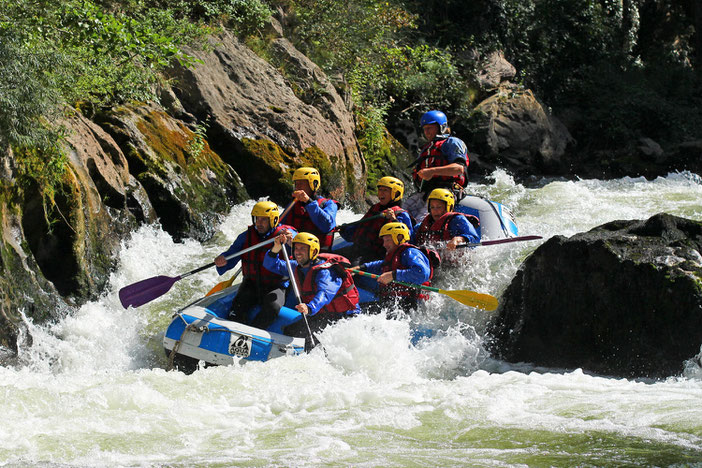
top-left (214, 201), bottom-right (297, 329)
top-left (405, 110), bottom-right (470, 221)
top-left (355, 222), bottom-right (433, 310)
top-left (413, 188), bottom-right (480, 250)
top-left (263, 231), bottom-right (360, 337)
top-left (280, 167), bottom-right (338, 249)
top-left (338, 176), bottom-right (415, 264)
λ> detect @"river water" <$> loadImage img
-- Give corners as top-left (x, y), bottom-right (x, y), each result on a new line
top-left (2, 170), bottom-right (702, 467)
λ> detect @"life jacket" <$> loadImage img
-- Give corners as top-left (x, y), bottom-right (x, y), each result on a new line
top-left (379, 243), bottom-right (433, 300)
top-left (412, 137), bottom-right (468, 191)
top-left (351, 203), bottom-right (406, 259)
top-left (295, 253), bottom-right (360, 314)
top-left (241, 224), bottom-right (294, 290)
top-left (415, 212), bottom-right (480, 245)
top-left (286, 197), bottom-right (338, 248)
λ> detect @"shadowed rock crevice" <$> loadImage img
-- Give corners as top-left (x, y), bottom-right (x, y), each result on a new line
top-left (20, 184), bottom-right (80, 297)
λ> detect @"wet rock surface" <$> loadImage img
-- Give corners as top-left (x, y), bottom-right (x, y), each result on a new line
top-left (489, 213), bottom-right (702, 379)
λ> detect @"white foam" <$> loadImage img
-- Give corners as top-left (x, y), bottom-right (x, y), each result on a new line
top-left (2, 171), bottom-right (702, 465)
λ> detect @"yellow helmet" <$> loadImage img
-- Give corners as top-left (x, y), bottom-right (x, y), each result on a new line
top-left (377, 176), bottom-right (404, 202)
top-left (379, 222), bottom-right (410, 246)
top-left (427, 188), bottom-right (455, 212)
top-left (293, 232), bottom-right (321, 260)
top-left (251, 201), bottom-right (280, 228)
top-left (292, 167), bottom-right (321, 192)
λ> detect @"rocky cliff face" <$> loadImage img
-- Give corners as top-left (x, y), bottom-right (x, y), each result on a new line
top-left (488, 213), bottom-right (702, 379)
top-left (167, 30), bottom-right (366, 206)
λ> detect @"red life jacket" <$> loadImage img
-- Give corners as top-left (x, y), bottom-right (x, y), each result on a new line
top-left (415, 212), bottom-right (480, 245)
top-left (286, 198), bottom-right (338, 248)
top-left (241, 224), bottom-right (295, 290)
top-left (351, 203), bottom-right (405, 259)
top-left (412, 137), bottom-right (468, 190)
top-left (379, 244), bottom-right (432, 300)
top-left (295, 253), bottom-right (360, 314)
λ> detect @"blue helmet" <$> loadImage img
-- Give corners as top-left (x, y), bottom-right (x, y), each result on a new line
top-left (420, 110), bottom-right (448, 133)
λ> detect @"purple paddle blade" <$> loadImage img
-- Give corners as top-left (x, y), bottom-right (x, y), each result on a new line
top-left (118, 275), bottom-right (180, 308)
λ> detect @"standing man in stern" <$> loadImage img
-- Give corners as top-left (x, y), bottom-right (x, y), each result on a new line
top-left (406, 110), bottom-right (470, 221)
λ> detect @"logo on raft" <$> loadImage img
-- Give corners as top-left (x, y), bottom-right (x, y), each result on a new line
top-left (229, 334), bottom-right (253, 358)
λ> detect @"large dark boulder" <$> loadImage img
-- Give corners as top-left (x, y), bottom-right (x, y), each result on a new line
top-left (489, 213), bottom-right (702, 379)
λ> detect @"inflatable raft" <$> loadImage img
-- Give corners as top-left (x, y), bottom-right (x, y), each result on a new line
top-left (455, 194), bottom-right (518, 239)
top-left (403, 192), bottom-right (518, 239)
top-left (163, 285), bottom-right (305, 372)
top-left (163, 282), bottom-right (378, 372)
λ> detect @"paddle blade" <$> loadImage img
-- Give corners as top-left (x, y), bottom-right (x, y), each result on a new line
top-left (304, 334), bottom-right (315, 353)
top-left (118, 275), bottom-right (180, 308)
top-left (205, 276), bottom-right (236, 297)
top-left (441, 289), bottom-right (499, 311)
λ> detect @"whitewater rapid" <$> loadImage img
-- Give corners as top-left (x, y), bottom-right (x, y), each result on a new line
top-left (2, 170), bottom-right (702, 466)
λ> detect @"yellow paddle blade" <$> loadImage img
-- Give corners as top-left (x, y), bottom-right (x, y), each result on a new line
top-left (206, 276), bottom-right (236, 297)
top-left (440, 288), bottom-right (499, 311)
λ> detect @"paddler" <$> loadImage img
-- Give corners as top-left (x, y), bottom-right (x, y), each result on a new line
top-left (338, 176), bottom-right (415, 264)
top-left (413, 188), bottom-right (480, 251)
top-left (264, 231), bottom-right (360, 337)
top-left (354, 222), bottom-right (433, 311)
top-left (280, 167), bottom-right (338, 249)
top-left (214, 201), bottom-right (297, 329)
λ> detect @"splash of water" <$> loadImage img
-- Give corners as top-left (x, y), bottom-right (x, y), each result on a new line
top-left (2, 171), bottom-right (702, 466)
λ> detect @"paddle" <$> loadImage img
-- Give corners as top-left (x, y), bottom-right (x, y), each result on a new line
top-left (456, 235), bottom-right (543, 248)
top-left (332, 208), bottom-right (408, 233)
top-left (278, 199), bottom-right (296, 224)
top-left (118, 237), bottom-right (276, 309)
top-left (278, 199), bottom-right (297, 226)
top-left (205, 266), bottom-right (242, 297)
top-left (281, 243), bottom-right (320, 352)
top-left (347, 269), bottom-right (499, 311)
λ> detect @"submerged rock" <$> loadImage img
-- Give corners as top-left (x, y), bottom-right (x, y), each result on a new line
top-left (489, 213), bottom-right (702, 379)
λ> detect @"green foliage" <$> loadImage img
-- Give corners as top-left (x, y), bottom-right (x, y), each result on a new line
top-left (352, 45), bottom-right (476, 117)
top-left (572, 60), bottom-right (702, 147)
top-left (0, 23), bottom-right (68, 219)
top-left (187, 119), bottom-right (209, 158)
top-left (289, 0), bottom-right (416, 76)
top-left (0, 0), bottom-right (272, 149)
top-left (288, 0), bottom-right (476, 164)
top-left (151, 0), bottom-right (272, 36)
top-left (1, 0), bottom-right (272, 220)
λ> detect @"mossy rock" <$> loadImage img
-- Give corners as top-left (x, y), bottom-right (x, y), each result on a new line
top-left (226, 137), bottom-right (345, 204)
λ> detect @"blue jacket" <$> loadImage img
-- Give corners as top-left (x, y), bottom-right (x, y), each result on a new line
top-left (439, 135), bottom-right (468, 165)
top-left (362, 245), bottom-right (431, 285)
top-left (263, 251), bottom-right (360, 315)
top-left (282, 196), bottom-right (338, 233)
top-left (411, 214), bottom-right (479, 245)
top-left (340, 209), bottom-right (415, 241)
top-left (216, 226), bottom-right (298, 276)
